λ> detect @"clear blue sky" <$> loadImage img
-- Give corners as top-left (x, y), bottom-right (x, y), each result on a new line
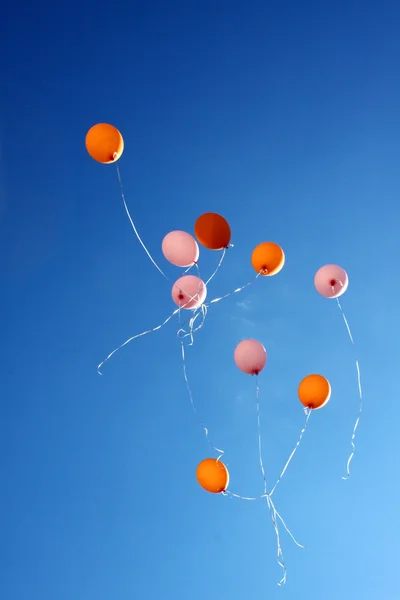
top-left (1, 1), bottom-right (399, 598)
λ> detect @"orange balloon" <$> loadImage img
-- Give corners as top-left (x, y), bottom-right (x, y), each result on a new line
top-left (85, 123), bottom-right (124, 164)
top-left (196, 458), bottom-right (229, 493)
top-left (298, 374), bottom-right (331, 410)
top-left (194, 212), bottom-right (231, 250)
top-left (251, 242), bottom-right (285, 276)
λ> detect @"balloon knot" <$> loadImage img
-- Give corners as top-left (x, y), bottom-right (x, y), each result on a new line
top-left (330, 278), bottom-right (336, 286)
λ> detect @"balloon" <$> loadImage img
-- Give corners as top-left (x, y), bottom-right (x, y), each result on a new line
top-left (196, 458), bottom-right (229, 493)
top-left (194, 212), bottom-right (231, 250)
top-left (172, 275), bottom-right (207, 310)
top-left (298, 374), bottom-right (331, 410)
top-left (85, 123), bottom-right (124, 164)
top-left (251, 242), bottom-right (285, 276)
top-left (234, 339), bottom-right (267, 375)
top-left (314, 264), bottom-right (348, 298)
top-left (161, 230), bottom-right (199, 267)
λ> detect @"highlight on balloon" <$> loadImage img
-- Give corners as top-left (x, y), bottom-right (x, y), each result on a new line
top-left (251, 241), bottom-right (285, 276)
top-left (196, 458), bottom-right (230, 494)
top-left (85, 123), bottom-right (124, 164)
top-left (172, 275), bottom-right (207, 310)
top-left (162, 230), bottom-right (199, 268)
top-left (298, 374), bottom-right (331, 410)
top-left (234, 339), bottom-right (267, 375)
top-left (314, 264), bottom-right (349, 298)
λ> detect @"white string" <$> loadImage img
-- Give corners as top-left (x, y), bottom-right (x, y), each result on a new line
top-left (266, 495), bottom-right (286, 586)
top-left (115, 162), bottom-right (168, 279)
top-left (271, 499), bottom-right (305, 550)
top-left (206, 247), bottom-right (227, 285)
top-left (222, 370), bottom-right (305, 585)
top-left (269, 409), bottom-right (312, 496)
top-left (223, 490), bottom-right (262, 501)
top-left (183, 262), bottom-right (197, 274)
top-left (335, 294), bottom-right (363, 480)
top-left (180, 339), bottom-right (225, 459)
top-left (97, 308), bottom-right (180, 374)
top-left (223, 490), bottom-right (305, 549)
top-left (255, 375), bottom-right (268, 495)
top-left (254, 375), bottom-right (286, 585)
top-left (97, 285), bottom-right (203, 374)
top-left (206, 273), bottom-right (260, 307)
top-left (336, 295), bottom-right (354, 343)
top-left (177, 304), bottom-right (208, 346)
top-left (97, 266), bottom-right (226, 375)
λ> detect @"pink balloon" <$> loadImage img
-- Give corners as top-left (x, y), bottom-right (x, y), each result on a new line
top-left (162, 230), bottom-right (199, 267)
top-left (172, 275), bottom-right (207, 310)
top-left (314, 264), bottom-right (349, 298)
top-left (234, 339), bottom-right (267, 375)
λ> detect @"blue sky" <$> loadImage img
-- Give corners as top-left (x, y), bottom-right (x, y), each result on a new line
top-left (1, 1), bottom-right (400, 598)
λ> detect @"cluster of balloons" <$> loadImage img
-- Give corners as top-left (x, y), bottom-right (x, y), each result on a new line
top-left (163, 213), bottom-right (232, 310)
top-left (197, 342), bottom-right (332, 493)
top-left (86, 121), bottom-right (357, 583)
top-left (168, 237), bottom-right (286, 311)
top-left (195, 265), bottom-right (348, 495)
top-left (86, 120), bottom-right (351, 490)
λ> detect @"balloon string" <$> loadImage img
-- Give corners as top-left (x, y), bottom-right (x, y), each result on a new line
top-left (188, 369), bottom-right (304, 585)
top-left (223, 490), bottom-right (304, 548)
top-left (180, 339), bottom-right (225, 460)
top-left (269, 409), bottom-right (312, 496)
top-left (266, 495), bottom-right (287, 586)
top-left (115, 163), bottom-right (168, 280)
top-left (180, 309), bottom-right (306, 584)
top-left (255, 375), bottom-right (268, 494)
top-left (267, 496), bottom-right (305, 551)
top-left (193, 262), bottom-right (203, 285)
top-left (223, 490), bottom-right (262, 501)
top-left (97, 308), bottom-right (180, 374)
top-left (222, 490), bottom-right (305, 587)
top-left (97, 288), bottom-right (201, 374)
top-left (206, 273), bottom-right (260, 307)
top-left (336, 293), bottom-right (354, 343)
top-left (335, 295), bottom-right (363, 480)
top-left (254, 375), bottom-right (288, 585)
top-left (224, 376), bottom-right (305, 585)
top-left (177, 304), bottom-right (208, 346)
top-left (98, 280), bottom-right (208, 375)
top-left (206, 247), bottom-right (227, 285)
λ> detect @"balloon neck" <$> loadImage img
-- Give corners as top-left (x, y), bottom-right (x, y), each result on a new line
top-left (260, 266), bottom-right (269, 275)
top-left (329, 279), bottom-right (336, 287)
top-left (112, 152), bottom-right (118, 160)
